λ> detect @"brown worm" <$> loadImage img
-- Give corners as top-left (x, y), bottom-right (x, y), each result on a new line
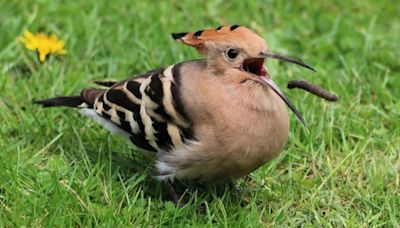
top-left (287, 80), bottom-right (338, 102)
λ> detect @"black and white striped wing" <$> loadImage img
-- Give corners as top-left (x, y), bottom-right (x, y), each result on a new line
top-left (92, 64), bottom-right (194, 152)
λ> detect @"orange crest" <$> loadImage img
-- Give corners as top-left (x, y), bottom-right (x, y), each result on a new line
top-left (171, 25), bottom-right (263, 54)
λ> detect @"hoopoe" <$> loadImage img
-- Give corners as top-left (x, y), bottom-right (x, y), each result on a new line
top-left (35, 25), bottom-right (315, 200)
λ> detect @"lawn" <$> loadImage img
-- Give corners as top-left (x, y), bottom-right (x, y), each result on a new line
top-left (0, 0), bottom-right (399, 226)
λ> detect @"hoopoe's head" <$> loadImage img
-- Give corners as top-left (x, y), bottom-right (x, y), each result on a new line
top-left (172, 25), bottom-right (315, 126)
top-left (171, 25), bottom-right (314, 74)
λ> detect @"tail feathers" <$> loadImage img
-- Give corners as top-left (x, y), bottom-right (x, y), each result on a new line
top-left (34, 88), bottom-right (105, 108)
top-left (34, 96), bottom-right (85, 108)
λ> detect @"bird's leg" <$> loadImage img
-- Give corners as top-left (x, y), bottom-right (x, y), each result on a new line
top-left (229, 181), bottom-right (243, 196)
top-left (163, 179), bottom-right (183, 207)
top-left (229, 181), bottom-right (249, 207)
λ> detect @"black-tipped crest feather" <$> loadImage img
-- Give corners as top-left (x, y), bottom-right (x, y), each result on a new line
top-left (171, 32), bottom-right (188, 40)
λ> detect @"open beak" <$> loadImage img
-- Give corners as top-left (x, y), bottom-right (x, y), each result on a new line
top-left (242, 51), bottom-right (315, 126)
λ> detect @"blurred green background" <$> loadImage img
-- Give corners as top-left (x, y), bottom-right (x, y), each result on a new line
top-left (0, 0), bottom-right (399, 226)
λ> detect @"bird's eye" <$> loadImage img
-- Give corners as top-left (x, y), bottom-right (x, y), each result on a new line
top-left (226, 48), bottom-right (238, 59)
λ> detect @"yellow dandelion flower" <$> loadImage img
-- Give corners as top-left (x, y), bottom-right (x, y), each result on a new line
top-left (19, 30), bottom-right (67, 62)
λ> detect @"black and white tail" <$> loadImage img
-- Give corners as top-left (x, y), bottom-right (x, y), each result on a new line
top-left (34, 89), bottom-right (105, 108)
top-left (34, 88), bottom-right (130, 137)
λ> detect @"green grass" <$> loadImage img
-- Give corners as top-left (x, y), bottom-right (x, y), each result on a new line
top-left (1, 0), bottom-right (399, 226)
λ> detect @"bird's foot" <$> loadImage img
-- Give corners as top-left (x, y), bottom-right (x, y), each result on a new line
top-left (163, 179), bottom-right (185, 207)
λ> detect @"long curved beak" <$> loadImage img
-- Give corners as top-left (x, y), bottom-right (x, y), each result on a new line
top-left (260, 51), bottom-right (316, 72)
top-left (260, 51), bottom-right (314, 126)
top-left (254, 76), bottom-right (307, 126)
top-left (243, 51), bottom-right (314, 126)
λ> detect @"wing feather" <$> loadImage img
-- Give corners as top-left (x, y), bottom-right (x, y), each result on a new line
top-left (92, 65), bottom-right (194, 152)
